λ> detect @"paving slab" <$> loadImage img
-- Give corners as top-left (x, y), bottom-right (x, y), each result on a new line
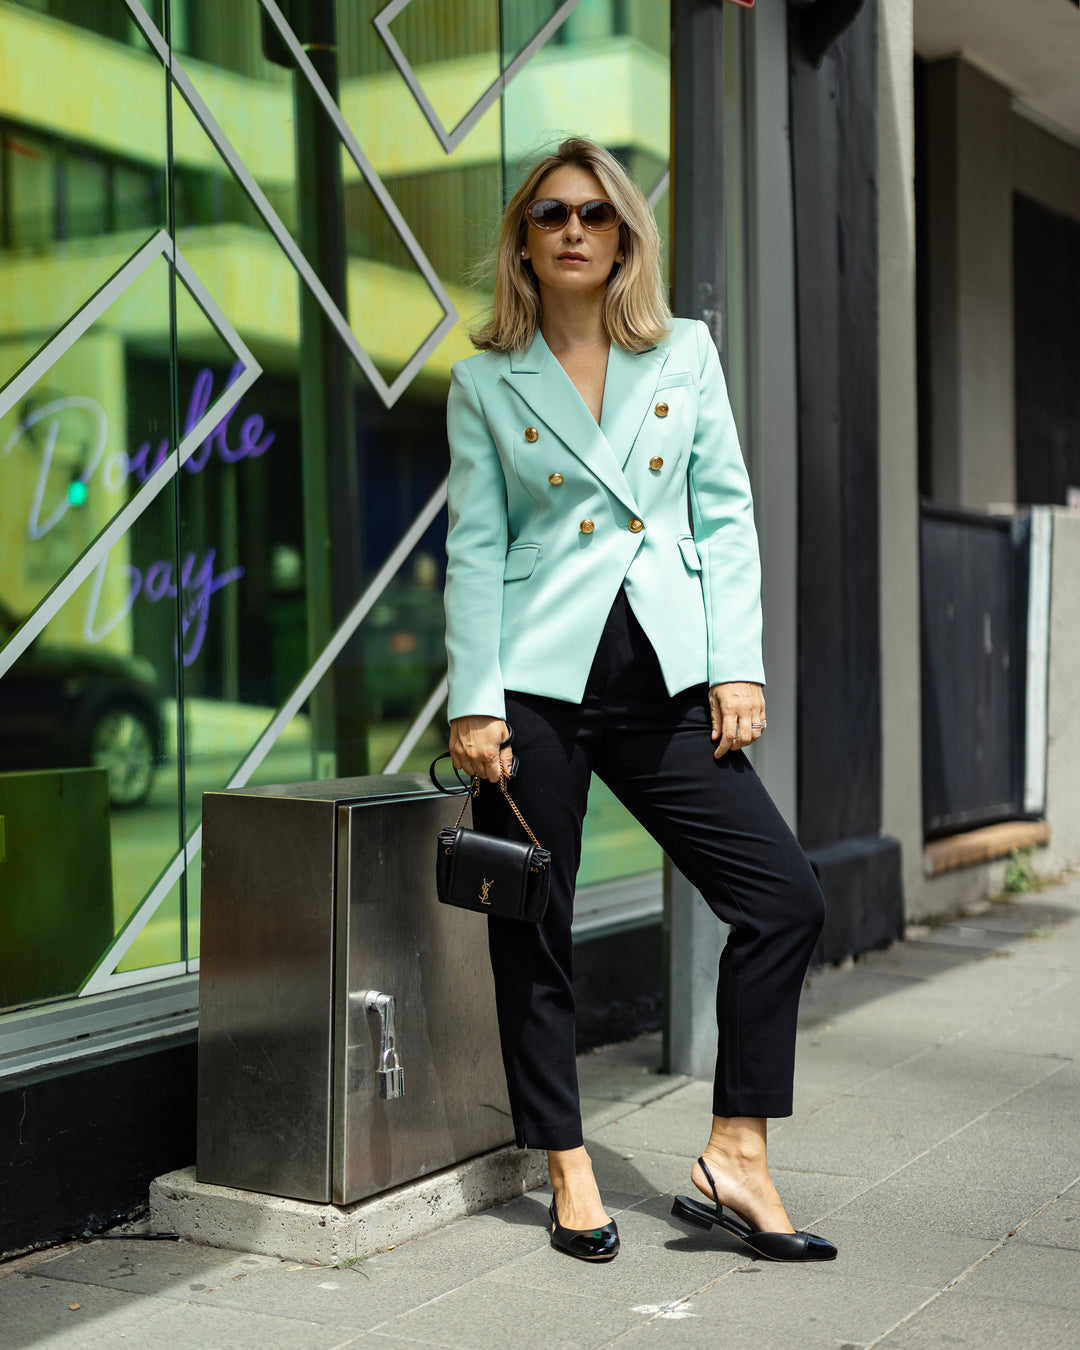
top-left (802, 1213), bottom-right (995, 1288)
top-left (820, 1111), bottom-right (1080, 1245)
top-left (819, 971), bottom-right (1067, 1042)
top-left (584, 1079), bottom-right (716, 1159)
top-left (954, 977), bottom-right (1080, 1055)
top-left (842, 1042), bottom-right (1068, 1114)
top-left (876, 1286), bottom-right (1080, 1349)
top-left (797, 967), bottom-right (929, 1028)
top-left (576, 1035), bottom-right (690, 1103)
top-left (984, 1059), bottom-right (1078, 1119)
top-left (767, 1090), bottom-right (979, 1177)
top-left (953, 1238), bottom-right (1080, 1309)
top-left (374, 1274), bottom-right (650, 1350)
top-left (0, 1270), bottom-right (173, 1350)
top-left (576, 1142), bottom-right (699, 1201)
top-left (670, 1259), bottom-right (940, 1346)
top-left (30, 1239), bottom-right (279, 1298)
top-left (789, 1026), bottom-right (939, 1116)
top-left (948, 898), bottom-right (1079, 935)
top-left (178, 1202), bottom-right (550, 1329)
top-left (766, 1169), bottom-right (875, 1230)
top-left (1013, 1185), bottom-right (1080, 1251)
top-left (602, 1312), bottom-right (847, 1350)
top-left (578, 1094), bottom-right (636, 1134)
top-left (74, 1298), bottom-right (368, 1350)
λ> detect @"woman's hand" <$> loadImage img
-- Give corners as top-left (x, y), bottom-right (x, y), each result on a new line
top-left (709, 682), bottom-right (766, 759)
top-left (449, 715), bottom-right (514, 783)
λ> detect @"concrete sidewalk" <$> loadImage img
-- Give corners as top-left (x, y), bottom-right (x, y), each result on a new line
top-left (3, 877), bottom-right (1079, 1349)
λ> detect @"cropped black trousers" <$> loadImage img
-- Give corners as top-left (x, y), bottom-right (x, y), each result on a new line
top-left (471, 588), bottom-right (825, 1151)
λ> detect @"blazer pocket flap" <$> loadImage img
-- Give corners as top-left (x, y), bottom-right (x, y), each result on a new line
top-left (656, 372), bottom-right (693, 391)
top-left (678, 536), bottom-right (702, 571)
top-left (504, 544), bottom-right (540, 581)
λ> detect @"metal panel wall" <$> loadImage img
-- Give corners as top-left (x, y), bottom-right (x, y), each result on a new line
top-left (920, 505), bottom-right (1028, 837)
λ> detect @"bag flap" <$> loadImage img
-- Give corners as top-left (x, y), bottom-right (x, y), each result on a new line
top-left (448, 828), bottom-right (534, 913)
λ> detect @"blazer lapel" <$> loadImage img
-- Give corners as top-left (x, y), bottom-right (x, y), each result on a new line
top-left (600, 341), bottom-right (671, 469)
top-left (503, 332), bottom-right (639, 514)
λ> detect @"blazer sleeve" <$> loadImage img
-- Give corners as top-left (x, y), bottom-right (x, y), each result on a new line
top-left (687, 321), bottom-right (766, 687)
top-left (443, 359), bottom-right (509, 722)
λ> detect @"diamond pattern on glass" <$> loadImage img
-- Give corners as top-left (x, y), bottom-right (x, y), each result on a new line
top-left (373, 0), bottom-right (584, 153)
top-left (122, 0), bottom-right (459, 409)
top-left (0, 231), bottom-right (260, 681)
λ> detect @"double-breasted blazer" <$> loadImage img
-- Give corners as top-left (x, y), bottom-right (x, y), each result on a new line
top-left (443, 316), bottom-right (764, 722)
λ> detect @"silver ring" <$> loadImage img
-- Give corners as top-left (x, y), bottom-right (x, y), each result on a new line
top-left (751, 721), bottom-right (767, 730)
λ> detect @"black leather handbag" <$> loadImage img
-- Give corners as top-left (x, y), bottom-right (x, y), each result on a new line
top-left (429, 749), bottom-right (551, 923)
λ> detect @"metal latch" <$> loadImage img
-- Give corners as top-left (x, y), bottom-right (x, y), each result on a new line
top-left (353, 990), bottom-right (404, 1099)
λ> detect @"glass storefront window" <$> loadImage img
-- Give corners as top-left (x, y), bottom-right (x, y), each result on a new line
top-left (1, 0), bottom-right (672, 1024)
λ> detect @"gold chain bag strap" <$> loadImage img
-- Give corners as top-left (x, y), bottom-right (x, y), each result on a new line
top-left (429, 743), bottom-right (551, 923)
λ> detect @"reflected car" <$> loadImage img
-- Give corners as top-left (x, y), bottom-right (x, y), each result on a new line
top-left (0, 602), bottom-right (165, 808)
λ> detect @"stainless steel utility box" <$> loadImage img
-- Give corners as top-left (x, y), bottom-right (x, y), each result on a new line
top-left (197, 774), bottom-right (512, 1205)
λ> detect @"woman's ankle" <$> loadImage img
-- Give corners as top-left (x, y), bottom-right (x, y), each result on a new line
top-left (548, 1145), bottom-right (595, 1183)
top-left (704, 1116), bottom-right (769, 1168)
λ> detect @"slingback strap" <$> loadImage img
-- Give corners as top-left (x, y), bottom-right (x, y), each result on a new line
top-left (698, 1156), bottom-right (722, 1212)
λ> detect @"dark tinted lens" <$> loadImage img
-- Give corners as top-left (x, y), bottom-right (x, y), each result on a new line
top-left (526, 199), bottom-right (570, 230)
top-left (580, 200), bottom-right (618, 231)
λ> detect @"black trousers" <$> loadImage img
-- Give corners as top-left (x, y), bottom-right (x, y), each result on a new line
top-left (472, 588), bottom-right (824, 1151)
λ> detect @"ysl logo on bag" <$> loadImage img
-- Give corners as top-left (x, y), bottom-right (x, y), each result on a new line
top-left (479, 877), bottom-right (494, 904)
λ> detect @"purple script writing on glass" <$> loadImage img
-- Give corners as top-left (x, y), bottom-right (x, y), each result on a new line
top-left (3, 364), bottom-right (274, 664)
top-left (83, 548), bottom-right (244, 667)
top-left (123, 362), bottom-right (274, 486)
top-left (2, 362), bottom-right (275, 537)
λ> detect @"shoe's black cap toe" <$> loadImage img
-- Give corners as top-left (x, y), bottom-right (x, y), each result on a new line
top-left (561, 1224), bottom-right (620, 1260)
top-left (802, 1232), bottom-right (838, 1261)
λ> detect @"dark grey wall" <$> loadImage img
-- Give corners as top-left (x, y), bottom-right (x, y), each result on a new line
top-left (1, 1037), bottom-right (196, 1258)
top-left (918, 59), bottom-right (1080, 511)
top-left (920, 59), bottom-right (1015, 508)
top-left (788, 0), bottom-right (904, 959)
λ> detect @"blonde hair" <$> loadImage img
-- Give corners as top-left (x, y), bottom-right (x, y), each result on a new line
top-left (471, 137), bottom-right (671, 354)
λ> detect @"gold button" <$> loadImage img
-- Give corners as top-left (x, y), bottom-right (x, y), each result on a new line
top-left (548, 473), bottom-right (564, 486)
top-left (649, 456), bottom-right (664, 471)
top-left (654, 402), bottom-right (669, 418)
top-left (579, 518), bottom-right (595, 534)
top-left (628, 517), bottom-right (644, 533)
top-left (525, 426), bottom-right (539, 442)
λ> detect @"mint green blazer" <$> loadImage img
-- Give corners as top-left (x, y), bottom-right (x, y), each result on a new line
top-left (443, 317), bottom-right (764, 722)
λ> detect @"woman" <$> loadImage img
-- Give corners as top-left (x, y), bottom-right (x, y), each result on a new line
top-left (444, 137), bottom-right (834, 1265)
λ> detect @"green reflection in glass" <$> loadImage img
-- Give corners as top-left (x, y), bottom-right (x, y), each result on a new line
top-left (501, 0), bottom-right (567, 68)
top-left (0, 765), bottom-right (114, 1010)
top-left (186, 852), bottom-right (202, 969)
top-left (383, 0), bottom-right (501, 138)
top-left (0, 0), bottom-right (168, 389)
top-left (116, 877), bottom-right (183, 973)
top-left (578, 778), bottom-right (662, 887)
top-left (0, 260), bottom-right (174, 628)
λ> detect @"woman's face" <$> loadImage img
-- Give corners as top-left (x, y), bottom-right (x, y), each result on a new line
top-left (521, 164), bottom-right (624, 301)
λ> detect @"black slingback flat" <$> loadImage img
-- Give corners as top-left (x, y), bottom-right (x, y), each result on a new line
top-left (671, 1157), bottom-right (837, 1263)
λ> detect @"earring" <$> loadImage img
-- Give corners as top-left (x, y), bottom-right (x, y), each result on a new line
top-left (521, 249), bottom-right (527, 258)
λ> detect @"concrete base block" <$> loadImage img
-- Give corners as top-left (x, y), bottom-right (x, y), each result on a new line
top-left (150, 1144), bottom-right (548, 1267)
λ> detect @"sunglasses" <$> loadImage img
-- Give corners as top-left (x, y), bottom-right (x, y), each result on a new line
top-left (524, 198), bottom-right (620, 232)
